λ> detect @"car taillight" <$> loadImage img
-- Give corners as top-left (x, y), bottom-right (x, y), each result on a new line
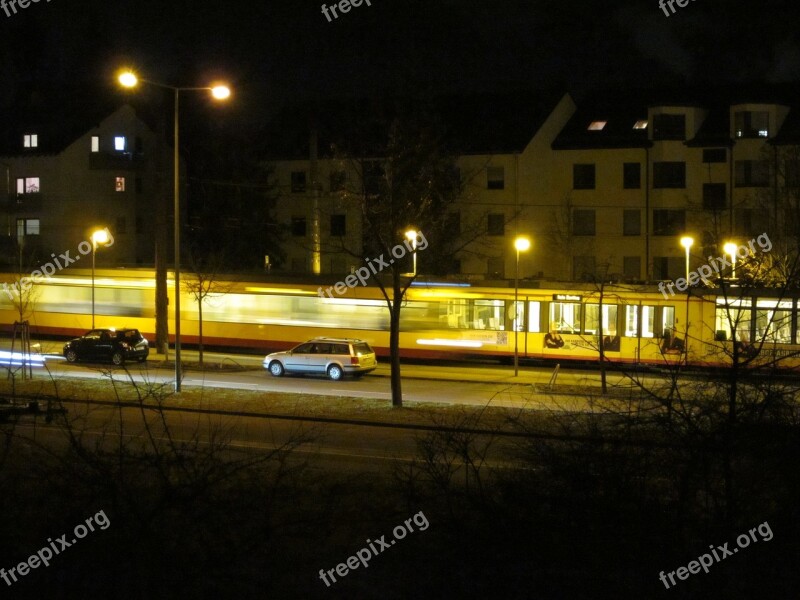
top-left (351, 356), bottom-right (360, 365)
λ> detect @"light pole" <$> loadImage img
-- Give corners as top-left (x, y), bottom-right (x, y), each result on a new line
top-left (118, 70), bottom-right (230, 392)
top-left (724, 242), bottom-right (738, 280)
top-left (405, 229), bottom-right (418, 276)
top-left (513, 236), bottom-right (531, 376)
top-left (680, 236), bottom-right (693, 282)
top-left (91, 229), bottom-right (110, 329)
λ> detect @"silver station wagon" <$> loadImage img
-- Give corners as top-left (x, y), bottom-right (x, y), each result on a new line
top-left (263, 337), bottom-right (378, 381)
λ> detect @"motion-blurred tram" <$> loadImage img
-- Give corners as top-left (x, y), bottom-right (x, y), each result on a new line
top-left (2, 269), bottom-right (800, 370)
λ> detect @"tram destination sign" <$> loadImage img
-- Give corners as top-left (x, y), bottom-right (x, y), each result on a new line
top-left (553, 294), bottom-right (582, 302)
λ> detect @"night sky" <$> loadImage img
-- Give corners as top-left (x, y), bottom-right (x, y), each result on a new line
top-left (2, 0), bottom-right (798, 132)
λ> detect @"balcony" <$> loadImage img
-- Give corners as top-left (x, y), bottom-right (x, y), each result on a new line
top-left (89, 151), bottom-right (144, 171)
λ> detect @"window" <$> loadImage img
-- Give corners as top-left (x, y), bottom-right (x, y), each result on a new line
top-left (364, 161), bottom-right (384, 195)
top-left (653, 256), bottom-right (684, 279)
top-left (588, 121), bottom-right (607, 131)
top-left (623, 256), bottom-right (641, 279)
top-left (573, 256), bottom-right (596, 281)
top-left (114, 136), bottom-right (126, 151)
top-left (652, 114), bottom-right (685, 140)
top-left (16, 177), bottom-right (40, 194)
top-left (734, 208), bottom-right (764, 237)
top-left (754, 299), bottom-right (793, 344)
top-left (573, 164), bottom-right (596, 189)
top-left (653, 209), bottom-right (686, 236)
top-left (487, 257), bottom-right (504, 278)
top-left (735, 160), bottom-right (769, 187)
top-left (135, 177), bottom-right (143, 194)
top-left (16, 218), bottom-right (40, 237)
top-left (624, 305), bottom-right (674, 338)
top-left (487, 166), bottom-right (504, 190)
top-left (291, 217), bottom-right (307, 237)
top-left (23, 134), bottom-right (38, 148)
top-left (116, 217), bottom-right (127, 234)
top-left (135, 136), bottom-right (143, 154)
top-left (653, 161), bottom-right (686, 188)
top-left (330, 170), bottom-right (346, 192)
top-left (702, 183), bottom-right (727, 210)
top-left (91, 136), bottom-right (100, 152)
top-left (703, 148), bottom-right (727, 163)
top-left (623, 209), bottom-right (641, 236)
top-left (550, 301), bottom-right (582, 333)
top-left (786, 160), bottom-right (800, 188)
top-left (584, 304), bottom-right (618, 336)
top-left (330, 214), bottom-right (346, 236)
top-left (487, 213), bottom-right (505, 236)
top-left (445, 212), bottom-right (461, 237)
top-left (633, 120), bottom-right (648, 130)
top-left (623, 162), bottom-right (641, 189)
top-left (734, 111), bottom-right (770, 138)
top-left (291, 171), bottom-right (306, 193)
top-left (572, 209), bottom-right (596, 236)
top-left (115, 177), bottom-right (125, 192)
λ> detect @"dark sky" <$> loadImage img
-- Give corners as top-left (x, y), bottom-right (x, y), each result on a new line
top-left (1, 0), bottom-right (798, 129)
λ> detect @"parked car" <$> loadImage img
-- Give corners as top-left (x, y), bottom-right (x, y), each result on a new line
top-left (263, 337), bottom-right (377, 380)
top-left (63, 328), bottom-right (149, 365)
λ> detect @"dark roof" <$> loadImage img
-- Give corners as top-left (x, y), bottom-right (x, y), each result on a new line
top-left (259, 90), bottom-right (567, 160)
top-left (770, 108), bottom-right (800, 145)
top-left (685, 105), bottom-right (733, 148)
top-left (551, 102), bottom-right (650, 150)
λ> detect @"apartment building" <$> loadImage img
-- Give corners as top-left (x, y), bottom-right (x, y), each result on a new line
top-left (0, 104), bottom-right (172, 269)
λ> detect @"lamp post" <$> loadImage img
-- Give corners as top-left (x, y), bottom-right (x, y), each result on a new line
top-left (513, 236), bottom-right (531, 376)
top-left (724, 242), bottom-right (738, 280)
top-left (405, 229), bottom-right (418, 276)
top-left (680, 236), bottom-right (693, 282)
top-left (91, 229), bottom-right (110, 329)
top-left (118, 70), bottom-right (230, 392)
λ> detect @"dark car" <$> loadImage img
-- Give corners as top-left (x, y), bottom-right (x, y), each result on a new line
top-left (63, 328), bottom-right (149, 365)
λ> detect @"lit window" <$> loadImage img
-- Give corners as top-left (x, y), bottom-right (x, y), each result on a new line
top-left (23, 134), bottom-right (38, 148)
top-left (114, 136), bottom-right (126, 151)
top-left (115, 177), bottom-right (125, 192)
top-left (91, 136), bottom-right (99, 152)
top-left (588, 121), bottom-right (607, 131)
top-left (633, 120), bottom-right (648, 130)
top-left (16, 177), bottom-right (40, 194)
top-left (16, 218), bottom-right (40, 237)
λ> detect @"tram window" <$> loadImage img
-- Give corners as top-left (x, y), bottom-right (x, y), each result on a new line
top-left (528, 301), bottom-right (541, 333)
top-left (715, 298), bottom-right (752, 343)
top-left (641, 306), bottom-right (656, 338)
top-left (473, 299), bottom-right (505, 330)
top-left (755, 299), bottom-right (793, 344)
top-left (584, 304), bottom-right (618, 335)
top-left (624, 305), bottom-right (639, 337)
top-left (442, 299), bottom-right (468, 329)
top-left (658, 306), bottom-right (675, 338)
top-left (550, 302), bottom-right (581, 333)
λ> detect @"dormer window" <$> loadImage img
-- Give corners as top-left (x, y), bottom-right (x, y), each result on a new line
top-left (588, 121), bottom-right (607, 131)
top-left (652, 114), bottom-right (685, 140)
top-left (114, 136), bottom-right (126, 151)
top-left (91, 136), bottom-right (100, 152)
top-left (23, 134), bottom-right (38, 148)
top-left (633, 120), bottom-right (648, 130)
top-left (734, 111), bottom-right (769, 138)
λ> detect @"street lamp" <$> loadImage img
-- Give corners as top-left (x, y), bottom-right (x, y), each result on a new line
top-left (723, 242), bottom-right (738, 279)
top-left (405, 229), bottom-right (418, 276)
top-left (513, 236), bottom-right (531, 376)
top-left (680, 236), bottom-right (693, 282)
top-left (91, 228), bottom-right (110, 329)
top-left (118, 70), bottom-right (231, 392)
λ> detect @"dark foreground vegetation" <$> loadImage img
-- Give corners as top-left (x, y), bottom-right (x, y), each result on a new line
top-left (0, 369), bottom-right (798, 600)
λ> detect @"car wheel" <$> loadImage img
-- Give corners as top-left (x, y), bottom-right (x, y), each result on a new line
top-left (111, 352), bottom-right (124, 366)
top-left (327, 364), bottom-right (343, 381)
top-left (268, 361), bottom-right (285, 377)
top-left (65, 349), bottom-right (77, 363)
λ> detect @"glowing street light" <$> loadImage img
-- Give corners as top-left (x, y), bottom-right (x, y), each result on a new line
top-left (405, 229), bottom-right (419, 276)
top-left (724, 242), bottom-right (738, 279)
top-left (117, 69), bottom-right (231, 391)
top-left (91, 228), bottom-right (111, 329)
top-left (513, 236), bottom-right (531, 376)
top-left (680, 236), bottom-right (693, 283)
